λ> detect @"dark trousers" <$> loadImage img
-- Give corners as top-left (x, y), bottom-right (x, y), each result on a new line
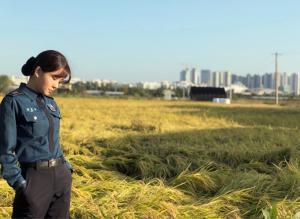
top-left (12, 163), bottom-right (72, 219)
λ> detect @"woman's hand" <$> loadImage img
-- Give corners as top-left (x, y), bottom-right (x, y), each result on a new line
top-left (15, 180), bottom-right (27, 195)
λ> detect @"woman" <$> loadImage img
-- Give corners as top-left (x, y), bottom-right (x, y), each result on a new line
top-left (0, 50), bottom-right (73, 218)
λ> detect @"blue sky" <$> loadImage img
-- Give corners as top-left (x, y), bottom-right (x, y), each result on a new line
top-left (1, 1), bottom-right (300, 82)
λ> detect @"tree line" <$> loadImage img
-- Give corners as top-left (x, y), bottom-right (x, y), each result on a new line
top-left (0, 75), bottom-right (12, 94)
top-left (0, 75), bottom-right (185, 98)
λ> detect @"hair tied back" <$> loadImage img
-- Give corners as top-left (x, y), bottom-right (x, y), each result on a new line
top-left (21, 56), bottom-right (37, 76)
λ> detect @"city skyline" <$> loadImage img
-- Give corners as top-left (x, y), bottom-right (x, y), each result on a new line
top-left (8, 70), bottom-right (300, 96)
top-left (178, 67), bottom-right (300, 95)
top-left (1, 1), bottom-right (300, 82)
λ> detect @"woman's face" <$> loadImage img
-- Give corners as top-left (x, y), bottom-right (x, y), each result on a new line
top-left (34, 67), bottom-right (65, 96)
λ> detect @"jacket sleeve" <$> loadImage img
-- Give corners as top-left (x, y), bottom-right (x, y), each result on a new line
top-left (0, 96), bottom-right (26, 190)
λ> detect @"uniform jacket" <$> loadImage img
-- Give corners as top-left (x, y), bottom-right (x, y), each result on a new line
top-left (0, 83), bottom-right (72, 190)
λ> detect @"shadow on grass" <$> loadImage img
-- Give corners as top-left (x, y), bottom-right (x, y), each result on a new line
top-left (67, 124), bottom-right (300, 218)
top-left (94, 127), bottom-right (300, 180)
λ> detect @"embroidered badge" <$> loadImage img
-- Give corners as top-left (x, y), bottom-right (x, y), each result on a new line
top-left (26, 107), bottom-right (37, 112)
top-left (47, 104), bottom-right (56, 112)
top-left (8, 90), bottom-right (22, 96)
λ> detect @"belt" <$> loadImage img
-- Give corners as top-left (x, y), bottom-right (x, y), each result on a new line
top-left (20, 157), bottom-right (65, 169)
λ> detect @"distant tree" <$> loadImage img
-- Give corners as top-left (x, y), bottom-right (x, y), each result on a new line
top-left (149, 88), bottom-right (164, 97)
top-left (86, 81), bottom-right (98, 90)
top-left (174, 87), bottom-right (184, 98)
top-left (72, 81), bottom-right (86, 94)
top-left (121, 85), bottom-right (129, 95)
top-left (104, 83), bottom-right (114, 91)
top-left (0, 75), bottom-right (12, 94)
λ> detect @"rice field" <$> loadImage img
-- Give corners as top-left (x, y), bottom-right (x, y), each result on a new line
top-left (1, 97), bottom-right (300, 218)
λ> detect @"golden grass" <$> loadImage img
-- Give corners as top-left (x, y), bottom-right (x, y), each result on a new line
top-left (0, 97), bottom-right (300, 218)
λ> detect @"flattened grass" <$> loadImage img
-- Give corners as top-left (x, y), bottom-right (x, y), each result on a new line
top-left (1, 97), bottom-right (300, 218)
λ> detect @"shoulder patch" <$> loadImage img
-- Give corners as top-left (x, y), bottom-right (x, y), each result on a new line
top-left (7, 90), bottom-right (23, 97)
top-left (45, 95), bottom-right (53, 99)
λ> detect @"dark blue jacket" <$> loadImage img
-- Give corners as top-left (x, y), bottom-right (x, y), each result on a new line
top-left (0, 83), bottom-right (72, 190)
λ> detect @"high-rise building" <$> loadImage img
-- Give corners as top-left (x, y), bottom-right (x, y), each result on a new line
top-left (197, 74), bottom-right (201, 86)
top-left (274, 72), bottom-right (281, 90)
top-left (212, 71), bottom-right (220, 87)
top-left (291, 73), bottom-right (300, 95)
top-left (224, 71), bottom-right (231, 87)
top-left (262, 73), bottom-right (274, 89)
top-left (219, 71), bottom-right (225, 87)
top-left (288, 74), bottom-right (292, 86)
top-left (232, 74), bottom-right (238, 84)
top-left (180, 68), bottom-right (190, 82)
top-left (238, 75), bottom-right (247, 87)
top-left (253, 74), bottom-right (262, 88)
top-left (246, 74), bottom-right (253, 89)
top-left (178, 68), bottom-right (300, 95)
top-left (200, 69), bottom-right (211, 86)
top-left (190, 68), bottom-right (199, 84)
top-left (281, 72), bottom-right (288, 87)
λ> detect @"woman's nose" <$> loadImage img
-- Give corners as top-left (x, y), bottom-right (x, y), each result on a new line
top-left (53, 82), bottom-right (59, 89)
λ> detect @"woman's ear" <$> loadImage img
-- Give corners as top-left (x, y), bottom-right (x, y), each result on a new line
top-left (33, 66), bottom-right (42, 78)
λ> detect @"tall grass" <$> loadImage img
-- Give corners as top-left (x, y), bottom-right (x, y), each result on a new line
top-left (1, 97), bottom-right (300, 218)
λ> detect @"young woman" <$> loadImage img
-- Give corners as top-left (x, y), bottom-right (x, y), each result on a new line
top-left (0, 50), bottom-right (73, 218)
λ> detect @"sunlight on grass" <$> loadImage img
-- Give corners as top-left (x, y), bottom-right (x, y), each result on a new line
top-left (1, 97), bottom-right (300, 218)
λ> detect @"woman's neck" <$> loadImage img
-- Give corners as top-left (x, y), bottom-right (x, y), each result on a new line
top-left (26, 78), bottom-right (39, 94)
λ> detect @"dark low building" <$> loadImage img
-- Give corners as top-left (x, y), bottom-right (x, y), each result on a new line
top-left (190, 87), bottom-right (227, 101)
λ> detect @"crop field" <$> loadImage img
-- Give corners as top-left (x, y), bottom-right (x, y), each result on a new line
top-left (1, 97), bottom-right (300, 218)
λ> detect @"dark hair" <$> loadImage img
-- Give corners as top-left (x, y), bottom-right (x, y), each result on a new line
top-left (21, 50), bottom-right (71, 83)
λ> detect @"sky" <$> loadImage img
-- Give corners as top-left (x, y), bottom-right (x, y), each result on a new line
top-left (1, 0), bottom-right (300, 83)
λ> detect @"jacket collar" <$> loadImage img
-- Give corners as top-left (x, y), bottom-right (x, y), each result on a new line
top-left (19, 83), bottom-right (45, 101)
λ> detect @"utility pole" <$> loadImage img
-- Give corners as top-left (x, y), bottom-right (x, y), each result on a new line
top-left (229, 85), bottom-right (232, 103)
top-left (274, 52), bottom-right (282, 105)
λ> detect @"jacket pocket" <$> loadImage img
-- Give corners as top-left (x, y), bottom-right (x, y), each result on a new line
top-left (23, 111), bottom-right (48, 137)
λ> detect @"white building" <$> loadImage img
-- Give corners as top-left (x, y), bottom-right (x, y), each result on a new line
top-left (219, 71), bottom-right (225, 87)
top-left (190, 68), bottom-right (199, 84)
top-left (212, 71), bottom-right (220, 87)
top-left (10, 75), bottom-right (28, 86)
top-left (70, 77), bottom-right (83, 84)
top-left (92, 79), bottom-right (117, 87)
top-left (163, 90), bottom-right (175, 100)
top-left (161, 80), bottom-right (173, 89)
top-left (230, 82), bottom-right (247, 94)
top-left (137, 82), bottom-right (161, 90)
top-left (173, 80), bottom-right (193, 88)
top-left (224, 71), bottom-right (231, 87)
